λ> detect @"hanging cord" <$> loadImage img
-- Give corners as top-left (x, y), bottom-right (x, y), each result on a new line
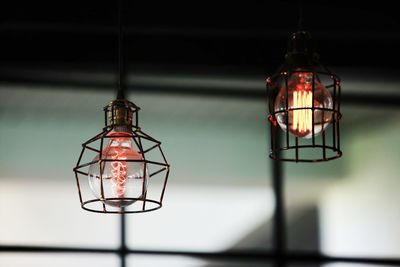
top-left (297, 0), bottom-right (304, 31)
top-left (116, 0), bottom-right (125, 100)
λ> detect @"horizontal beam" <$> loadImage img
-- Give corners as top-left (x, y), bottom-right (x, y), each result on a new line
top-left (2, 79), bottom-right (400, 108)
top-left (0, 245), bottom-right (116, 254)
top-left (3, 22), bottom-right (400, 41)
top-left (1, 245), bottom-right (400, 265)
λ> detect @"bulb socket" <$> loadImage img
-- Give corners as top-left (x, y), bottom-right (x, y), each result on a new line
top-left (286, 31), bottom-right (318, 58)
top-left (282, 31), bottom-right (320, 71)
top-left (104, 99), bottom-right (138, 128)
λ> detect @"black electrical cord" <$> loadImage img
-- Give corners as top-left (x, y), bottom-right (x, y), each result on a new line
top-left (116, 0), bottom-right (125, 100)
top-left (298, 0), bottom-right (304, 31)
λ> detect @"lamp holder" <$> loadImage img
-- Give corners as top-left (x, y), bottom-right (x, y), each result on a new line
top-left (283, 31), bottom-right (319, 71)
top-left (104, 99), bottom-right (139, 129)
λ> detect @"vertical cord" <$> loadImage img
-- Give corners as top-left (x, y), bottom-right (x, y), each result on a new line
top-left (117, 0), bottom-right (127, 265)
top-left (117, 0), bottom-right (125, 100)
top-left (298, 0), bottom-right (304, 31)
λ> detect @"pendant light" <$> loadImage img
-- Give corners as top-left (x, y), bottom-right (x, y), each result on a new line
top-left (266, 3), bottom-right (342, 162)
top-left (73, 0), bottom-right (170, 213)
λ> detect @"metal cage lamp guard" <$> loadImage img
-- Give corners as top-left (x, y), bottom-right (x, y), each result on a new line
top-left (267, 31), bottom-right (342, 162)
top-left (72, 0), bottom-right (170, 214)
top-left (73, 100), bottom-right (170, 214)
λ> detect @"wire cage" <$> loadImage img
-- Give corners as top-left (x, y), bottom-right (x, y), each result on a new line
top-left (73, 100), bottom-right (170, 213)
top-left (266, 31), bottom-right (342, 162)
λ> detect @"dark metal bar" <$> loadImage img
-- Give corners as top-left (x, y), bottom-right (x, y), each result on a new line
top-left (337, 84), bottom-right (341, 150)
top-left (81, 198), bottom-right (162, 214)
top-left (131, 136), bottom-right (143, 153)
top-left (3, 246), bottom-right (400, 266)
top-left (284, 74), bottom-right (289, 148)
top-left (311, 72), bottom-right (315, 146)
top-left (84, 146), bottom-right (101, 153)
top-left (149, 167), bottom-right (167, 178)
top-left (266, 78), bottom-right (275, 160)
top-left (274, 106), bottom-right (335, 113)
top-left (142, 143), bottom-right (159, 154)
top-left (75, 160), bottom-right (101, 170)
top-left (322, 127), bottom-right (326, 160)
top-left (135, 136), bottom-right (145, 155)
top-left (75, 170), bottom-right (89, 176)
top-left (158, 145), bottom-right (170, 203)
top-left (142, 164), bottom-right (148, 210)
top-left (137, 136), bottom-right (148, 210)
top-left (75, 146), bottom-right (85, 167)
top-left (337, 83), bottom-right (342, 113)
top-left (98, 159), bottom-right (167, 166)
top-left (99, 137), bottom-right (106, 212)
top-left (74, 172), bottom-right (83, 204)
top-left (0, 245), bottom-right (117, 254)
top-left (332, 78), bottom-right (337, 149)
top-left (135, 109), bottom-right (139, 127)
top-left (74, 147), bottom-right (86, 204)
top-left (104, 107), bottom-right (108, 126)
top-left (82, 131), bottom-right (105, 146)
top-left (142, 190), bottom-right (148, 211)
top-left (158, 145), bottom-right (169, 166)
top-left (321, 104), bottom-right (326, 160)
top-left (287, 252), bottom-right (400, 266)
top-left (159, 168), bottom-right (170, 203)
top-left (136, 130), bottom-right (161, 144)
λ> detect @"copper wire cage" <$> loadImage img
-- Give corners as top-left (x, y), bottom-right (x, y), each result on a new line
top-left (73, 100), bottom-right (170, 214)
top-left (266, 31), bottom-right (342, 162)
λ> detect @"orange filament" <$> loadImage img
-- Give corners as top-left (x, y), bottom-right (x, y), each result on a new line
top-left (110, 148), bottom-right (128, 198)
top-left (292, 90), bottom-right (313, 134)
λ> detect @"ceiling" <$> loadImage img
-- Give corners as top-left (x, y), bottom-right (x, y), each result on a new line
top-left (0, 1), bottom-right (400, 98)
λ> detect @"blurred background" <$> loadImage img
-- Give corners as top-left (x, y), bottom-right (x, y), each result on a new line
top-left (0, 1), bottom-right (400, 266)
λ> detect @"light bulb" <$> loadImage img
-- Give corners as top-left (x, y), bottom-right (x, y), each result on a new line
top-left (274, 71), bottom-right (333, 138)
top-left (88, 130), bottom-right (148, 208)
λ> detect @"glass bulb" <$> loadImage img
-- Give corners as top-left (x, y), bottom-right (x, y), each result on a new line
top-left (274, 71), bottom-right (333, 138)
top-left (88, 130), bottom-right (148, 207)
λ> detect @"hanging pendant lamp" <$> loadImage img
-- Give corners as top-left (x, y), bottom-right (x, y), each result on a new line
top-left (266, 5), bottom-right (342, 162)
top-left (73, 0), bottom-right (170, 213)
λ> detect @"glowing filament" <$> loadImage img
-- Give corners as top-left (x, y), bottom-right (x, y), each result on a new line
top-left (292, 90), bottom-right (313, 134)
top-left (110, 149), bottom-right (128, 198)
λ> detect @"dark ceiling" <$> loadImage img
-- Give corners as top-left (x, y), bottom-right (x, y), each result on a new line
top-left (1, 1), bottom-right (400, 91)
